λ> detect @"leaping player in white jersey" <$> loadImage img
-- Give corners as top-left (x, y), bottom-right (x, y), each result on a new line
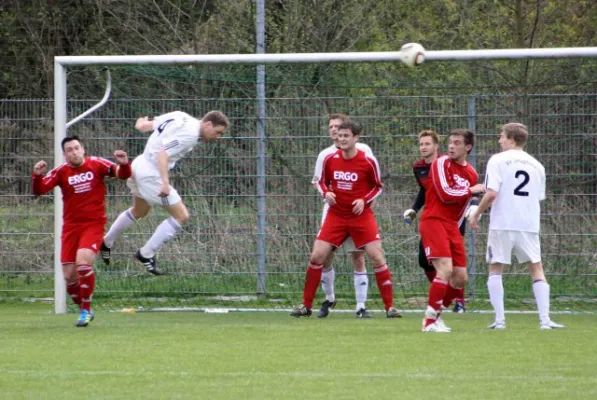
top-left (312, 114), bottom-right (398, 318)
top-left (469, 122), bottom-right (564, 330)
top-left (101, 110), bottom-right (229, 275)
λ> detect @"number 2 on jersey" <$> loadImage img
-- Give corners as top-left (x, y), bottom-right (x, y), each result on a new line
top-left (157, 119), bottom-right (174, 135)
top-left (514, 170), bottom-right (529, 196)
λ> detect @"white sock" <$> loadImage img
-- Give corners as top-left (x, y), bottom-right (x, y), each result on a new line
top-left (487, 274), bottom-right (505, 323)
top-left (321, 267), bottom-right (335, 302)
top-left (140, 217), bottom-right (182, 258)
top-left (354, 272), bottom-right (368, 310)
top-left (532, 280), bottom-right (550, 325)
top-left (104, 209), bottom-right (137, 248)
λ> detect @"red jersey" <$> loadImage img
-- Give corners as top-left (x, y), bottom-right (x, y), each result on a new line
top-left (317, 149), bottom-right (383, 217)
top-left (421, 155), bottom-right (478, 226)
top-left (32, 157), bottom-right (130, 226)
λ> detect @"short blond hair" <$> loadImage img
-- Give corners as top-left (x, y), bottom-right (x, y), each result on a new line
top-left (418, 129), bottom-right (439, 145)
top-left (501, 122), bottom-right (528, 146)
top-left (328, 113), bottom-right (350, 123)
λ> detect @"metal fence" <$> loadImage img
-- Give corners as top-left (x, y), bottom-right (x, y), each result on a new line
top-left (0, 95), bottom-right (596, 311)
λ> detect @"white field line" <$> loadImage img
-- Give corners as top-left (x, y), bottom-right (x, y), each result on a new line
top-left (0, 369), bottom-right (594, 382)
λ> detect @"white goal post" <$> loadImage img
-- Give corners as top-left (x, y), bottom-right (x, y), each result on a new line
top-left (53, 46), bottom-right (597, 313)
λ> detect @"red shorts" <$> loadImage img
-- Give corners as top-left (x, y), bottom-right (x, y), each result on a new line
top-left (317, 209), bottom-right (380, 249)
top-left (61, 223), bottom-right (104, 264)
top-left (419, 219), bottom-right (467, 267)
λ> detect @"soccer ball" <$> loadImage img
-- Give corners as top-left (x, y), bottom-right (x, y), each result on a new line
top-left (400, 42), bottom-right (426, 68)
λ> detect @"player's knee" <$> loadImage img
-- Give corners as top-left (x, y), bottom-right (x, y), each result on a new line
top-left (130, 207), bottom-right (149, 220)
top-left (309, 252), bottom-right (326, 265)
top-left (176, 211), bottom-right (190, 225)
top-left (75, 255), bottom-right (95, 266)
top-left (368, 253), bottom-right (385, 267)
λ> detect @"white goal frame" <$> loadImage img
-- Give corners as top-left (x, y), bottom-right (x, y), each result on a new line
top-left (53, 47), bottom-right (597, 313)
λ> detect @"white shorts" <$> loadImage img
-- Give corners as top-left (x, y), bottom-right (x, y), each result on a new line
top-left (486, 230), bottom-right (541, 265)
top-left (321, 202), bottom-right (361, 253)
top-left (128, 157), bottom-right (182, 207)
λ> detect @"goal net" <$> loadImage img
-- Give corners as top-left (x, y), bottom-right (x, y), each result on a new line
top-left (2, 50), bottom-right (597, 313)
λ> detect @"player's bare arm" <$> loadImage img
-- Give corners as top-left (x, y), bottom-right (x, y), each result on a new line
top-left (469, 188), bottom-right (498, 229)
top-left (33, 160), bottom-right (48, 176)
top-left (156, 147), bottom-right (171, 197)
top-left (135, 116), bottom-right (154, 132)
top-left (469, 183), bottom-right (486, 195)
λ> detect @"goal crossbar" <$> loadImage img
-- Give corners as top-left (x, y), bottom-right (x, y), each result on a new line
top-left (55, 47), bottom-right (597, 67)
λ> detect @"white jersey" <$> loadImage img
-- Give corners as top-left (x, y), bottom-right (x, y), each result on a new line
top-left (485, 149), bottom-right (546, 233)
top-left (137, 111), bottom-right (201, 176)
top-left (311, 142), bottom-right (374, 184)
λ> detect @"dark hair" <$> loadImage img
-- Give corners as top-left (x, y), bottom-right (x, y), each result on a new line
top-left (328, 113), bottom-right (350, 123)
top-left (338, 121), bottom-right (362, 136)
top-left (61, 135), bottom-right (83, 151)
top-left (202, 111), bottom-right (230, 128)
top-left (450, 129), bottom-right (475, 153)
top-left (501, 122), bottom-right (528, 146)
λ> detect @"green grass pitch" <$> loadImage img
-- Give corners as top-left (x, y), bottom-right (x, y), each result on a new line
top-left (1, 303), bottom-right (595, 400)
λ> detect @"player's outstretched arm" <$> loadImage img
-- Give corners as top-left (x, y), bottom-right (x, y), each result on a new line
top-left (135, 116), bottom-right (154, 133)
top-left (469, 188), bottom-right (496, 229)
top-left (31, 160), bottom-right (57, 196)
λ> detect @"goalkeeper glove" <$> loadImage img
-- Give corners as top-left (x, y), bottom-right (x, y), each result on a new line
top-left (465, 205), bottom-right (481, 224)
top-left (403, 209), bottom-right (417, 225)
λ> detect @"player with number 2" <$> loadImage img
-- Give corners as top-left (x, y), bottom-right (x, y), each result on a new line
top-left (468, 122), bottom-right (564, 330)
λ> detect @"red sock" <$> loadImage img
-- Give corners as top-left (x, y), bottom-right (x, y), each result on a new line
top-left (424, 270), bottom-right (436, 283)
top-left (66, 280), bottom-right (81, 305)
top-left (442, 284), bottom-right (461, 308)
top-left (302, 262), bottom-right (323, 309)
top-left (455, 287), bottom-right (466, 305)
top-left (374, 264), bottom-right (394, 311)
top-left (77, 264), bottom-right (96, 312)
top-left (425, 278), bottom-right (448, 327)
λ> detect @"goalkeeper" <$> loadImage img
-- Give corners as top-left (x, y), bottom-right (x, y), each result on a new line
top-left (403, 130), bottom-right (479, 313)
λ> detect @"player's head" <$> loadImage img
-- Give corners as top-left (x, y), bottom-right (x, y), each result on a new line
top-left (328, 113), bottom-right (350, 145)
top-left (61, 135), bottom-right (85, 167)
top-left (337, 121), bottom-right (362, 151)
top-left (418, 130), bottom-right (440, 159)
top-left (448, 129), bottom-right (474, 162)
top-left (499, 122), bottom-right (528, 150)
top-left (200, 111), bottom-right (229, 142)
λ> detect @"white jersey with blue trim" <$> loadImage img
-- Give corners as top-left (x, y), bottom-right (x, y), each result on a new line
top-left (140, 111), bottom-right (201, 175)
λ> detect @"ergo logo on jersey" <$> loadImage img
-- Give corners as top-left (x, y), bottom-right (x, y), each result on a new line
top-left (334, 171), bottom-right (358, 181)
top-left (68, 171), bottom-right (94, 185)
top-left (453, 174), bottom-right (470, 187)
